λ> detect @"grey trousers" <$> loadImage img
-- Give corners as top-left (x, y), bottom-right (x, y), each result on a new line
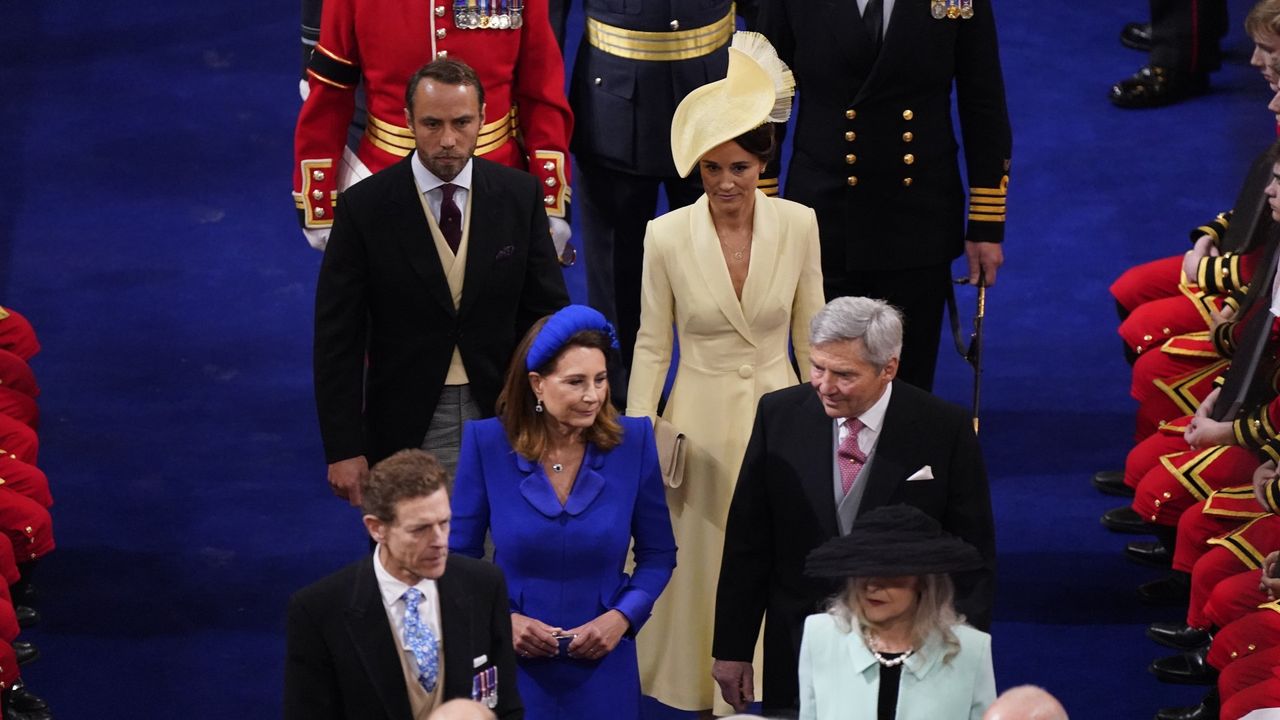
top-left (420, 384), bottom-right (481, 481)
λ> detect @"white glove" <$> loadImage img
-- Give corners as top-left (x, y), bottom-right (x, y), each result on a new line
top-left (299, 78), bottom-right (311, 101)
top-left (304, 227), bottom-right (330, 251)
top-left (549, 217), bottom-right (572, 261)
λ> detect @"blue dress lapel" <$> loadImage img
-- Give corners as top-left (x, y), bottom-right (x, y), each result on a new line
top-left (515, 445), bottom-right (607, 518)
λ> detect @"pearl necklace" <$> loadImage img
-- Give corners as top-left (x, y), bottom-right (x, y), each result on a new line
top-left (865, 631), bottom-right (914, 667)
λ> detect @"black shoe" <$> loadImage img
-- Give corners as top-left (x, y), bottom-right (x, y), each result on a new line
top-left (1155, 688), bottom-right (1219, 720)
top-left (1151, 646), bottom-right (1218, 685)
top-left (14, 607), bottom-right (38, 630)
top-left (1138, 572), bottom-right (1191, 606)
top-left (1102, 506), bottom-right (1152, 534)
top-left (1127, 539), bottom-right (1173, 568)
top-left (1121, 22), bottom-right (1153, 51)
top-left (1093, 470), bottom-right (1134, 497)
top-left (1147, 622), bottom-right (1210, 650)
top-left (12, 642), bottom-right (37, 667)
top-left (1111, 65), bottom-right (1210, 109)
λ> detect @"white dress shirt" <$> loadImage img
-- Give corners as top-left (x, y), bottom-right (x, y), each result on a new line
top-left (373, 545), bottom-right (443, 652)
top-left (836, 381), bottom-right (893, 455)
top-left (411, 152), bottom-right (473, 238)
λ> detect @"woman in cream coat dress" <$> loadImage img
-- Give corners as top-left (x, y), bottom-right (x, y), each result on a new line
top-left (627, 33), bottom-right (825, 714)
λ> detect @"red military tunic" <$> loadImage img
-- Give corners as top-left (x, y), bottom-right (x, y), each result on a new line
top-left (0, 389), bottom-right (36, 431)
top-left (0, 351), bottom-right (37, 401)
top-left (293, 0), bottom-right (573, 233)
top-left (0, 309), bottom-right (38, 363)
top-left (0, 457), bottom-right (51, 509)
top-left (0, 418), bottom-right (36, 467)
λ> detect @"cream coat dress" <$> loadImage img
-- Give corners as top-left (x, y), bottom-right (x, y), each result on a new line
top-left (627, 191), bottom-right (825, 712)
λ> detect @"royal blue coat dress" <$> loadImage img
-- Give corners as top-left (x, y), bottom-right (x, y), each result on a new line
top-left (450, 415), bottom-right (677, 720)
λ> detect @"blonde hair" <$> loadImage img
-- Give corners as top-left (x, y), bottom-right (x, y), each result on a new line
top-left (1246, 0), bottom-right (1280, 39)
top-left (826, 574), bottom-right (964, 664)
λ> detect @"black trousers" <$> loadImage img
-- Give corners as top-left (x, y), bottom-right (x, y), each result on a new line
top-left (1149, 0), bottom-right (1228, 75)
top-left (822, 262), bottom-right (951, 392)
top-left (577, 158), bottom-right (703, 400)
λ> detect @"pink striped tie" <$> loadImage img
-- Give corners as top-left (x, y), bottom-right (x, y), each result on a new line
top-left (838, 418), bottom-right (867, 496)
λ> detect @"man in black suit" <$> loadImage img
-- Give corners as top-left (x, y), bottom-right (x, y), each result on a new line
top-left (314, 59), bottom-right (569, 504)
top-left (759, 0), bottom-right (1012, 391)
top-left (711, 297), bottom-right (996, 714)
top-left (284, 450), bottom-right (521, 719)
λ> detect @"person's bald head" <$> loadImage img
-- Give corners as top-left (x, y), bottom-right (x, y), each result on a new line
top-left (429, 699), bottom-right (496, 720)
top-left (983, 686), bottom-right (1068, 720)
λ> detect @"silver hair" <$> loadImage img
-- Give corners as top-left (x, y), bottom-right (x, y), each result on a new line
top-left (808, 297), bottom-right (904, 369)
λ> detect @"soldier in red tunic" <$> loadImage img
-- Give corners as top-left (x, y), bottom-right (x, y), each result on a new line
top-left (293, 0), bottom-right (574, 260)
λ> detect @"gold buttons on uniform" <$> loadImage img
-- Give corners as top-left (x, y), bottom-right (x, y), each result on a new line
top-left (902, 178), bottom-right (913, 187)
top-left (1150, 514), bottom-right (1158, 522)
top-left (902, 131), bottom-right (914, 142)
top-left (845, 109), bottom-right (856, 120)
top-left (902, 109), bottom-right (914, 120)
top-left (543, 161), bottom-right (556, 172)
top-left (545, 177), bottom-right (557, 187)
top-left (845, 131), bottom-right (856, 142)
top-left (847, 176), bottom-right (858, 186)
top-left (903, 154), bottom-right (915, 165)
top-left (1232, 652), bottom-right (1239, 659)
top-left (436, 28), bottom-right (447, 39)
top-left (1163, 327), bottom-right (1171, 334)
top-left (1250, 644), bottom-right (1258, 651)
top-left (1163, 492), bottom-right (1172, 499)
top-left (437, 50), bottom-right (448, 59)
top-left (544, 195), bottom-right (555, 206)
top-left (312, 170), bottom-right (325, 182)
top-left (314, 207), bottom-right (326, 218)
top-left (1143, 334), bottom-right (1153, 342)
top-left (435, 4), bottom-right (445, 15)
top-left (311, 190), bottom-right (323, 201)
top-left (845, 154), bottom-right (856, 165)
top-left (669, 20), bottom-right (680, 29)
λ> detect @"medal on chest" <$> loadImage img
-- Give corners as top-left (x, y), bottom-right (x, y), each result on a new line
top-left (453, 0), bottom-right (523, 30)
top-left (931, 0), bottom-right (974, 20)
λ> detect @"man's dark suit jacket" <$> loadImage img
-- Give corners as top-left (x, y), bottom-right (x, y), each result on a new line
top-left (314, 155), bottom-right (569, 465)
top-left (712, 381), bottom-right (996, 710)
top-left (284, 554), bottom-right (522, 720)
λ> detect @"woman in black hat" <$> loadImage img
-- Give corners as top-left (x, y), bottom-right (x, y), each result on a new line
top-left (799, 504), bottom-right (996, 720)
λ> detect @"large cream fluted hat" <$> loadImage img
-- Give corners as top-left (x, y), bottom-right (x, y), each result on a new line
top-left (670, 32), bottom-right (795, 178)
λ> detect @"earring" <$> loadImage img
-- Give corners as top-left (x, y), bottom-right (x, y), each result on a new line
top-left (535, 398), bottom-right (544, 413)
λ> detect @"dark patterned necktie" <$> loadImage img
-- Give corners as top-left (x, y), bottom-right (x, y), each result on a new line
top-left (439, 183), bottom-right (462, 253)
top-left (838, 418), bottom-right (868, 496)
top-left (863, 0), bottom-right (884, 55)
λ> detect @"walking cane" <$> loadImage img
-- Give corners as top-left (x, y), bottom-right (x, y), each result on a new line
top-left (947, 269), bottom-right (986, 435)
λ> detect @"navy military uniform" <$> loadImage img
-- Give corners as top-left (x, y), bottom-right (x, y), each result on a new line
top-left (570, 0), bottom-right (754, 390)
top-left (760, 0), bottom-right (1011, 390)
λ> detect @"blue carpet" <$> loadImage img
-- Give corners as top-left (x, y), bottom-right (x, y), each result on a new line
top-left (0, 0), bottom-right (1268, 716)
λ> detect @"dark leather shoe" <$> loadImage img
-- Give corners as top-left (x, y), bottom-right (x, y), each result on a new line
top-left (1151, 646), bottom-right (1218, 685)
top-left (1121, 22), bottom-right (1153, 51)
top-left (12, 641), bottom-right (37, 667)
top-left (1102, 505), bottom-right (1152, 534)
top-left (1093, 470), bottom-right (1134, 497)
top-left (1147, 622), bottom-right (1210, 650)
top-left (2, 683), bottom-right (51, 720)
top-left (1127, 539), bottom-right (1173, 568)
top-left (14, 606), bottom-right (38, 629)
top-left (1111, 65), bottom-right (1210, 109)
top-left (1155, 688), bottom-right (1219, 720)
top-left (1138, 572), bottom-right (1191, 606)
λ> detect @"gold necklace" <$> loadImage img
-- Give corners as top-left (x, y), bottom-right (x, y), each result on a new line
top-left (719, 238), bottom-right (751, 262)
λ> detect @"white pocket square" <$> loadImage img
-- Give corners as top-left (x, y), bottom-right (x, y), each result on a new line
top-left (473, 654), bottom-right (488, 669)
top-left (906, 466), bottom-right (934, 481)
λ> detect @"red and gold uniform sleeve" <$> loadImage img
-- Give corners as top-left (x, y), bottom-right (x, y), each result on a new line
top-left (511, 0), bottom-right (574, 218)
top-left (1190, 210), bottom-right (1231, 247)
top-left (292, 0), bottom-right (362, 230)
top-left (1235, 393), bottom-right (1280, 463)
top-left (1198, 241), bottom-right (1264, 295)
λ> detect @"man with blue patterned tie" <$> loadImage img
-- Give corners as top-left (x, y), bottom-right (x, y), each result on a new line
top-left (284, 450), bottom-right (522, 720)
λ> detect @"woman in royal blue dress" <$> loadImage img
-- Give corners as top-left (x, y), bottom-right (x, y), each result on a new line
top-left (450, 305), bottom-right (677, 720)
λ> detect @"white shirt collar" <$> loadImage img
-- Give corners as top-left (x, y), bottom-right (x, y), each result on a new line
top-left (372, 544), bottom-right (437, 608)
top-left (840, 381), bottom-right (893, 433)
top-left (410, 151), bottom-right (474, 195)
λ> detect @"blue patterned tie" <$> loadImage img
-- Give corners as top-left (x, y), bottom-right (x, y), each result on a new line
top-left (402, 587), bottom-right (439, 693)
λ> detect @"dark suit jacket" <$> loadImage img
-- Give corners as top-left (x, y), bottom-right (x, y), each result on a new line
top-left (284, 554), bottom-right (522, 720)
top-left (760, 0), bottom-right (1012, 273)
top-left (712, 381), bottom-right (996, 710)
top-left (314, 155), bottom-right (569, 464)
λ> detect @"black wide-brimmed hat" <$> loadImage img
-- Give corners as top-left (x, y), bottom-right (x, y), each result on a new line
top-left (805, 504), bottom-right (984, 579)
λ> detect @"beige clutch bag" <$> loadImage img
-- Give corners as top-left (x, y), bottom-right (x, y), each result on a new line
top-left (653, 417), bottom-right (687, 488)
